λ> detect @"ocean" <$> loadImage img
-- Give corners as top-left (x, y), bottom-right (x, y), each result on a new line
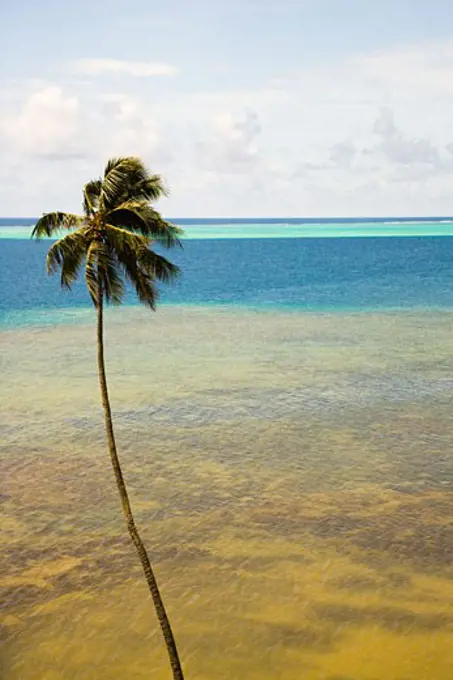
top-left (1, 218), bottom-right (453, 327)
top-left (1, 217), bottom-right (453, 680)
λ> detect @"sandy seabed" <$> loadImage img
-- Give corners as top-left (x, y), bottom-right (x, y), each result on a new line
top-left (1, 306), bottom-right (453, 680)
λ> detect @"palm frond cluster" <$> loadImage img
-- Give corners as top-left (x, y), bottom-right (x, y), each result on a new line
top-left (32, 157), bottom-right (182, 308)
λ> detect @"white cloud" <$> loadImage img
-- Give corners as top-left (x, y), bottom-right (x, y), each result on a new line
top-left (2, 85), bottom-right (80, 157)
top-left (98, 93), bottom-right (167, 161)
top-left (100, 93), bottom-right (140, 121)
top-left (371, 108), bottom-right (441, 167)
top-left (3, 39), bottom-right (453, 216)
top-left (329, 141), bottom-right (357, 169)
top-left (198, 110), bottom-right (262, 172)
top-left (73, 59), bottom-right (178, 77)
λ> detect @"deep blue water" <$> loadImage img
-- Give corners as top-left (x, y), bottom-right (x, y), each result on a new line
top-left (1, 236), bottom-right (452, 328)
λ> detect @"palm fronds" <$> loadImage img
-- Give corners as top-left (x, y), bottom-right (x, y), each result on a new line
top-left (32, 212), bottom-right (84, 239)
top-left (105, 224), bottom-right (179, 280)
top-left (32, 156), bottom-right (182, 309)
top-left (46, 229), bottom-right (89, 288)
top-left (83, 179), bottom-right (102, 216)
top-left (106, 201), bottom-right (183, 247)
top-left (100, 157), bottom-right (168, 210)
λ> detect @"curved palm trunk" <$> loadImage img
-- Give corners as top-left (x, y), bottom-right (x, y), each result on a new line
top-left (96, 289), bottom-right (184, 680)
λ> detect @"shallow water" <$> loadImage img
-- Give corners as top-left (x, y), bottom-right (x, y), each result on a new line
top-left (2, 218), bottom-right (453, 240)
top-left (1, 306), bottom-right (453, 679)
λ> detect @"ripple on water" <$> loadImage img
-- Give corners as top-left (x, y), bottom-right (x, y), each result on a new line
top-left (1, 307), bottom-right (453, 679)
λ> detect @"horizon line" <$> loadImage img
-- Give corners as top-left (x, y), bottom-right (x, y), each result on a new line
top-left (2, 215), bottom-right (453, 222)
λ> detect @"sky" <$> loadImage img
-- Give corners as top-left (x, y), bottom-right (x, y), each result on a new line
top-left (2, 0), bottom-right (453, 217)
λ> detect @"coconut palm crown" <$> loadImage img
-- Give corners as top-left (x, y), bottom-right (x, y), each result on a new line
top-left (32, 156), bottom-right (182, 306)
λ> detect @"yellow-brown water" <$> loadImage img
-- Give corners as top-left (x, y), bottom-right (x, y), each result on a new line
top-left (1, 307), bottom-right (453, 679)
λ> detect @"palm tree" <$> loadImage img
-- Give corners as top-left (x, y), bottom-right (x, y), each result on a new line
top-left (32, 157), bottom-right (185, 680)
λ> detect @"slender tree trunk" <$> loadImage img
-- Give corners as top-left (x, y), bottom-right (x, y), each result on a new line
top-left (96, 289), bottom-right (184, 680)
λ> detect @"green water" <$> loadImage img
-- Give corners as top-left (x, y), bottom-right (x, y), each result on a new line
top-left (1, 307), bottom-right (453, 679)
top-left (2, 221), bottom-right (453, 240)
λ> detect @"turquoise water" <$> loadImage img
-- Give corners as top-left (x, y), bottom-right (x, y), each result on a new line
top-left (2, 218), bottom-right (453, 240)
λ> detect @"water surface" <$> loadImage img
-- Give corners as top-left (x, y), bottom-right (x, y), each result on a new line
top-left (2, 306), bottom-right (453, 679)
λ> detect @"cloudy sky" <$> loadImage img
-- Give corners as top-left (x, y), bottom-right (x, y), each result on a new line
top-left (2, 0), bottom-right (453, 217)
